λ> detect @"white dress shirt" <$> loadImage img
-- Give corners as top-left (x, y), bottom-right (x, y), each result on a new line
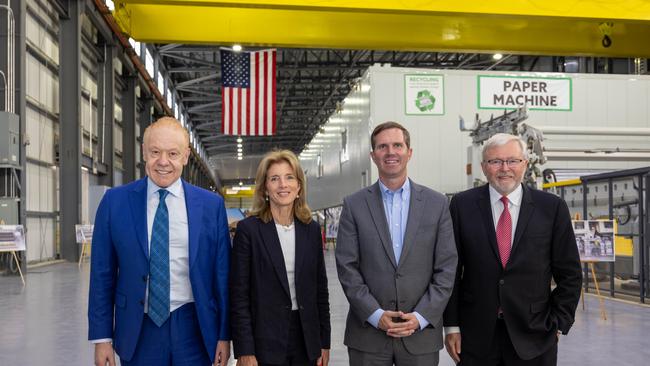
top-left (445, 184), bottom-right (523, 336)
top-left (146, 177), bottom-right (194, 312)
top-left (275, 223), bottom-right (298, 310)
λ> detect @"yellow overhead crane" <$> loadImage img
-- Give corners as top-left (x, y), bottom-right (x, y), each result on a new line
top-left (112, 0), bottom-right (650, 57)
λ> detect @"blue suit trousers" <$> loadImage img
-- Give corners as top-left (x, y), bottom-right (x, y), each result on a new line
top-left (121, 303), bottom-right (211, 366)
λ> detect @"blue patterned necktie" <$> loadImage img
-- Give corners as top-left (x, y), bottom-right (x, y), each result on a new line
top-left (148, 189), bottom-right (170, 327)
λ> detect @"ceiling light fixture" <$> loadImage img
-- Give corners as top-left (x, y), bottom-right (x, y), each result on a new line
top-left (493, 53), bottom-right (503, 60)
top-left (232, 44), bottom-right (243, 52)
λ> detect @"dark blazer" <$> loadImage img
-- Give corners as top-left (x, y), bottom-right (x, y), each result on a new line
top-left (230, 216), bottom-right (331, 364)
top-left (88, 178), bottom-right (231, 362)
top-left (443, 184), bottom-right (582, 360)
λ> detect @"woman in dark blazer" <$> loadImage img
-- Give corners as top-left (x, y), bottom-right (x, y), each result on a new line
top-left (230, 150), bottom-right (331, 366)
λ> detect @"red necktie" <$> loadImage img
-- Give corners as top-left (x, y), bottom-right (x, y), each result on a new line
top-left (496, 196), bottom-right (512, 268)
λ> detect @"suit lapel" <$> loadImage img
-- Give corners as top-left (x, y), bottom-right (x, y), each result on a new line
top-left (183, 181), bottom-right (203, 267)
top-left (260, 219), bottom-right (291, 299)
top-left (365, 183), bottom-right (398, 268)
top-left (294, 220), bottom-right (308, 289)
top-left (477, 185), bottom-right (501, 264)
top-left (129, 178), bottom-right (149, 258)
top-left (511, 185), bottom-right (535, 260)
top-left (398, 180), bottom-right (423, 267)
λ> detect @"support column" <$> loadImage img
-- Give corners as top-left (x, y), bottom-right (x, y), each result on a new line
top-left (138, 96), bottom-right (153, 178)
top-left (122, 73), bottom-right (137, 183)
top-left (59, 0), bottom-right (82, 262)
top-left (97, 44), bottom-right (114, 187)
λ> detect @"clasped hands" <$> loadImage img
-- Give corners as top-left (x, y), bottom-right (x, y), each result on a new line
top-left (378, 310), bottom-right (420, 338)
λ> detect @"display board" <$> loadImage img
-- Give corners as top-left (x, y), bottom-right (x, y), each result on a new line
top-left (0, 225), bottom-right (26, 252)
top-left (572, 220), bottom-right (616, 262)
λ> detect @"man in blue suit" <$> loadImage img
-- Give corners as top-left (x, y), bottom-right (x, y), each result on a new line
top-left (88, 117), bottom-right (231, 366)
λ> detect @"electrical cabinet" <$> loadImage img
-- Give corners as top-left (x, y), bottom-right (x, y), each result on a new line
top-left (0, 111), bottom-right (20, 167)
top-left (0, 198), bottom-right (19, 225)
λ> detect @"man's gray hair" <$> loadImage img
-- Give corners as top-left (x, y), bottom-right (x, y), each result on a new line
top-left (482, 133), bottom-right (528, 160)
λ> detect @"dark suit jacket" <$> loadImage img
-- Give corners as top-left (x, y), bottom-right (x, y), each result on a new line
top-left (230, 216), bottom-right (331, 364)
top-left (443, 184), bottom-right (582, 360)
top-left (88, 178), bottom-right (231, 362)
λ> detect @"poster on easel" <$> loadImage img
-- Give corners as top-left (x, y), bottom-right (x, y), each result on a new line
top-left (75, 224), bottom-right (94, 243)
top-left (571, 220), bottom-right (615, 262)
top-left (0, 225), bottom-right (25, 252)
top-left (325, 206), bottom-right (342, 239)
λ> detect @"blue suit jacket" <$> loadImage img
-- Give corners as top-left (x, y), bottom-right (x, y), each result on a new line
top-left (88, 177), bottom-right (231, 362)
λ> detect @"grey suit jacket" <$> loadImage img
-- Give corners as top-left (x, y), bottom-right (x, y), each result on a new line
top-left (335, 179), bottom-right (457, 355)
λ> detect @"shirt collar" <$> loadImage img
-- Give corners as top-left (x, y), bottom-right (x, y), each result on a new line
top-left (488, 183), bottom-right (523, 207)
top-left (378, 178), bottom-right (410, 198)
top-left (147, 177), bottom-right (183, 199)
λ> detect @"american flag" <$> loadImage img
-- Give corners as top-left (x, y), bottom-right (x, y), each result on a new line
top-left (220, 48), bottom-right (276, 136)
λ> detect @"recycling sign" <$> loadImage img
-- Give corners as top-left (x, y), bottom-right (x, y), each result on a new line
top-left (405, 74), bottom-right (444, 115)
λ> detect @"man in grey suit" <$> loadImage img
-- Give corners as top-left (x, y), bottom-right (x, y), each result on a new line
top-left (336, 121), bottom-right (458, 365)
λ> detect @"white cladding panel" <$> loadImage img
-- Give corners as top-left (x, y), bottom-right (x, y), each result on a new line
top-left (302, 77), bottom-right (372, 210)
top-left (25, 217), bottom-right (56, 262)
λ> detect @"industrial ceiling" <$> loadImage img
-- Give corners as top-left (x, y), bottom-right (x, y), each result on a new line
top-left (112, 1), bottom-right (650, 185)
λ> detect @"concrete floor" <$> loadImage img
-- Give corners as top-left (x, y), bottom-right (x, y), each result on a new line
top-left (1, 250), bottom-right (649, 365)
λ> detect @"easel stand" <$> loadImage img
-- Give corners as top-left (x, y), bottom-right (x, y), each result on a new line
top-left (76, 225), bottom-right (94, 268)
top-left (78, 240), bottom-right (89, 268)
top-left (581, 261), bottom-right (607, 320)
top-left (9, 250), bottom-right (25, 286)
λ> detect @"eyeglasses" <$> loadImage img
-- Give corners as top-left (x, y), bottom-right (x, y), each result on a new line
top-left (484, 159), bottom-right (525, 167)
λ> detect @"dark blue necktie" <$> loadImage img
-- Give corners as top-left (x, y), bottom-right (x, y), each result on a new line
top-left (148, 189), bottom-right (170, 327)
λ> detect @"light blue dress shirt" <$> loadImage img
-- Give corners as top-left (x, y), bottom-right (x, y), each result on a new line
top-left (367, 179), bottom-right (429, 330)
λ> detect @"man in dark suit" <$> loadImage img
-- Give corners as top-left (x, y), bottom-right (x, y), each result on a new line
top-left (89, 117), bottom-right (231, 366)
top-left (336, 121), bottom-right (457, 365)
top-left (443, 133), bottom-right (582, 366)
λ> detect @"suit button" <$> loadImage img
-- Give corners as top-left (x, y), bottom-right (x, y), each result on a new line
top-left (285, 305), bottom-right (291, 310)
top-left (499, 279), bottom-right (505, 285)
top-left (142, 275), bottom-right (147, 282)
top-left (139, 299), bottom-right (145, 306)
top-left (395, 273), bottom-right (401, 279)
top-left (389, 301), bottom-right (396, 305)
top-left (299, 306), bottom-right (304, 310)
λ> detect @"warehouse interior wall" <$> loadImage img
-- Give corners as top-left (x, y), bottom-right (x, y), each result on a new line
top-left (1, 0), bottom-right (217, 265)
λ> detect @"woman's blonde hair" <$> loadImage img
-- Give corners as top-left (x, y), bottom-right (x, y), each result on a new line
top-left (249, 150), bottom-right (312, 224)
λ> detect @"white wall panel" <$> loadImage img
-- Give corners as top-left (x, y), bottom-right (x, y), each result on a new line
top-left (26, 3), bottom-right (59, 63)
top-left (114, 124), bottom-right (123, 152)
top-left (303, 76), bottom-right (372, 210)
top-left (24, 0), bottom-right (61, 263)
top-left (26, 217), bottom-right (56, 262)
top-left (26, 107), bottom-right (55, 163)
top-left (26, 163), bottom-right (39, 212)
top-left (26, 54), bottom-right (40, 101)
top-left (26, 163), bottom-right (56, 212)
top-left (42, 69), bottom-right (59, 113)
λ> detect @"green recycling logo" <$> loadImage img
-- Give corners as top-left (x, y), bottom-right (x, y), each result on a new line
top-left (415, 90), bottom-right (436, 112)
